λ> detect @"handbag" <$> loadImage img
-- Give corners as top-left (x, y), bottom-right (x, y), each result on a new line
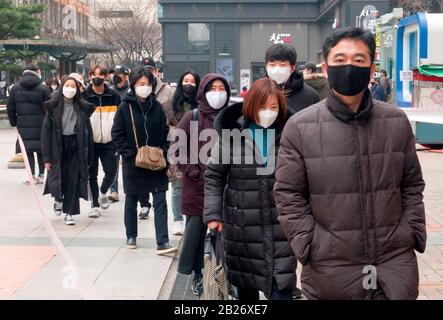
top-left (128, 103), bottom-right (166, 171)
top-left (201, 230), bottom-right (234, 300)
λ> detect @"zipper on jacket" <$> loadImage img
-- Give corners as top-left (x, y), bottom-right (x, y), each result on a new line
top-left (353, 118), bottom-right (371, 262)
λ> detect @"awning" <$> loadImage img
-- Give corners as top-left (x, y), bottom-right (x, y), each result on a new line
top-left (416, 65), bottom-right (443, 78)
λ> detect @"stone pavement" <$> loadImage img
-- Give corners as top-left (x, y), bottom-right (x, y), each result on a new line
top-left (0, 128), bottom-right (180, 300)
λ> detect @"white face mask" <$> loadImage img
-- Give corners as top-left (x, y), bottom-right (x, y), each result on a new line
top-left (51, 85), bottom-right (58, 91)
top-left (135, 85), bottom-right (152, 99)
top-left (258, 110), bottom-right (278, 128)
top-left (206, 91), bottom-right (227, 110)
top-left (63, 87), bottom-right (77, 99)
top-left (267, 66), bottom-right (292, 84)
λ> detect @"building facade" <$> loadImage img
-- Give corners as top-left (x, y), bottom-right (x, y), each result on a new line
top-left (159, 0), bottom-right (392, 87)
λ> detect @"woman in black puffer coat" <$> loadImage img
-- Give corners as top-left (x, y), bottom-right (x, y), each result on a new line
top-left (203, 78), bottom-right (296, 300)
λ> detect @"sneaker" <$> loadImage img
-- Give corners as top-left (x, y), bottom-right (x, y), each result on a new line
top-left (293, 287), bottom-right (303, 300)
top-left (139, 207), bottom-right (150, 220)
top-left (54, 201), bottom-right (63, 216)
top-left (156, 243), bottom-right (177, 255)
top-left (125, 238), bottom-right (137, 249)
top-left (191, 275), bottom-right (203, 296)
top-left (36, 175), bottom-right (45, 184)
top-left (88, 207), bottom-right (101, 218)
top-left (108, 192), bottom-right (119, 203)
top-left (64, 214), bottom-right (75, 225)
top-left (99, 192), bottom-right (110, 210)
top-left (172, 221), bottom-right (184, 236)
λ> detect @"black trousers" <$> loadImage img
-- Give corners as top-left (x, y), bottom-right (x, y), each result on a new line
top-left (89, 142), bottom-right (118, 208)
top-left (124, 191), bottom-right (169, 245)
top-left (58, 135), bottom-right (81, 216)
top-left (177, 216), bottom-right (207, 276)
top-left (27, 151), bottom-right (44, 176)
top-left (237, 281), bottom-right (293, 301)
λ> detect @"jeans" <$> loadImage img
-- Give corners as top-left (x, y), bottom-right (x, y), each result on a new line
top-left (89, 142), bottom-right (118, 208)
top-left (237, 281), bottom-right (293, 301)
top-left (124, 191), bottom-right (169, 245)
top-left (171, 179), bottom-right (184, 222)
top-left (27, 151), bottom-right (44, 176)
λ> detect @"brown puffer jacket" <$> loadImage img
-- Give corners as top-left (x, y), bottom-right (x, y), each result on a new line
top-left (273, 89), bottom-right (426, 300)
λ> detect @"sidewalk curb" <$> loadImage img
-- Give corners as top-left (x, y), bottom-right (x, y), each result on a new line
top-left (157, 238), bottom-right (183, 300)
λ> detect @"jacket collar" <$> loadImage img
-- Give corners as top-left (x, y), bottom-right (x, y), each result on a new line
top-left (84, 83), bottom-right (114, 98)
top-left (326, 89), bottom-right (373, 124)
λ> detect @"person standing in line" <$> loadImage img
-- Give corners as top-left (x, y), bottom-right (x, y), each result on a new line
top-left (108, 65), bottom-right (130, 204)
top-left (204, 78), bottom-right (296, 300)
top-left (265, 44), bottom-right (319, 115)
top-left (7, 64), bottom-right (51, 184)
top-left (174, 74), bottom-right (231, 296)
top-left (303, 62), bottom-right (329, 100)
top-left (41, 76), bottom-right (95, 225)
top-left (165, 70), bottom-right (201, 236)
top-left (82, 65), bottom-right (121, 218)
top-left (274, 27), bottom-right (426, 300)
top-left (112, 67), bottom-right (177, 255)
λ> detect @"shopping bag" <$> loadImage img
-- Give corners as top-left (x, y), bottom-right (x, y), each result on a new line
top-left (201, 230), bottom-right (232, 300)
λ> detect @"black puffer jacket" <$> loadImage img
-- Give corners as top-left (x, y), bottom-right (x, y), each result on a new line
top-left (203, 103), bottom-right (296, 297)
top-left (41, 92), bottom-right (95, 200)
top-left (281, 72), bottom-right (320, 115)
top-left (7, 71), bottom-right (51, 152)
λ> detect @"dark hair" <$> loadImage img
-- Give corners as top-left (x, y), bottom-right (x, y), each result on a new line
top-left (24, 64), bottom-right (40, 72)
top-left (265, 44), bottom-right (297, 65)
top-left (242, 86), bottom-right (247, 91)
top-left (380, 69), bottom-right (388, 77)
top-left (89, 64), bottom-right (109, 77)
top-left (60, 76), bottom-right (82, 99)
top-left (172, 70), bottom-right (200, 115)
top-left (323, 27), bottom-right (376, 64)
top-left (243, 78), bottom-right (287, 124)
top-left (304, 62), bottom-right (317, 73)
top-left (129, 67), bottom-right (156, 93)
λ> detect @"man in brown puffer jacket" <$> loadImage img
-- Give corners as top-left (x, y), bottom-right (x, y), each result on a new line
top-left (274, 27), bottom-right (426, 300)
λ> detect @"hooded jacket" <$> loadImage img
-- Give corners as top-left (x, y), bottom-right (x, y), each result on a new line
top-left (280, 72), bottom-right (320, 115)
top-left (41, 91), bottom-right (95, 200)
top-left (174, 73), bottom-right (231, 216)
top-left (203, 102), bottom-right (296, 296)
top-left (274, 89), bottom-right (426, 300)
top-left (7, 70), bottom-right (51, 152)
top-left (111, 91), bottom-right (169, 195)
top-left (82, 83), bottom-right (121, 144)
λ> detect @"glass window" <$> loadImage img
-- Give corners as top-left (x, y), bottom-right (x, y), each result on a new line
top-left (188, 23), bottom-right (210, 53)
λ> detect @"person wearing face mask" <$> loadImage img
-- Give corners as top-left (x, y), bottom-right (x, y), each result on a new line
top-left (82, 65), bottom-right (121, 218)
top-left (7, 64), bottom-right (51, 184)
top-left (265, 44), bottom-right (319, 115)
top-left (143, 58), bottom-right (175, 111)
top-left (274, 27), bottom-right (426, 300)
top-left (41, 76), bottom-right (95, 225)
top-left (173, 74), bottom-right (231, 296)
top-left (45, 78), bottom-right (61, 94)
top-left (112, 67), bottom-right (177, 255)
top-left (165, 70), bottom-right (201, 236)
top-left (203, 78), bottom-right (296, 300)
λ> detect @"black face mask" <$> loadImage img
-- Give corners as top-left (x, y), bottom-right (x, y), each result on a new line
top-left (327, 64), bottom-right (371, 96)
top-left (113, 75), bottom-right (122, 85)
top-left (92, 77), bottom-right (105, 87)
top-left (182, 84), bottom-right (196, 96)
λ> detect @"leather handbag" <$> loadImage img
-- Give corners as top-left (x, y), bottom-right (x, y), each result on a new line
top-left (128, 103), bottom-right (166, 171)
